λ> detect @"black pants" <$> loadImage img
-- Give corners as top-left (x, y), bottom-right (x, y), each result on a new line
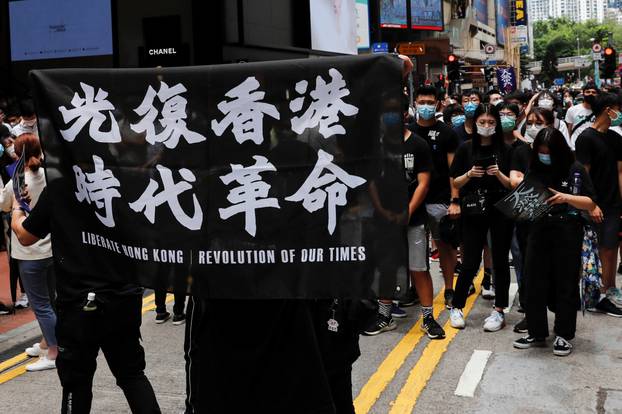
top-left (154, 264), bottom-right (187, 315)
top-left (452, 210), bottom-right (513, 309)
top-left (515, 221), bottom-right (531, 310)
top-left (56, 294), bottom-right (160, 414)
top-left (154, 289), bottom-right (186, 315)
top-left (524, 217), bottom-right (583, 340)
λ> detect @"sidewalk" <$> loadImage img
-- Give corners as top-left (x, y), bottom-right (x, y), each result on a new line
top-left (0, 250), bottom-right (36, 338)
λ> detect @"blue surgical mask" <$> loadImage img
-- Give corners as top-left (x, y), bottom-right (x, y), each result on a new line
top-left (538, 153), bottom-right (551, 165)
top-left (416, 104), bottom-right (436, 121)
top-left (382, 112), bottom-right (402, 127)
top-left (451, 115), bottom-right (466, 127)
top-left (464, 102), bottom-right (478, 118)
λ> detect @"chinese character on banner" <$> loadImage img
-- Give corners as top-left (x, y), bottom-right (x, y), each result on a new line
top-left (129, 165), bottom-right (203, 230)
top-left (290, 68), bottom-right (359, 139)
top-left (131, 81), bottom-right (207, 149)
top-left (73, 155), bottom-right (121, 227)
top-left (496, 67), bottom-right (517, 94)
top-left (286, 149), bottom-right (366, 235)
top-left (219, 156), bottom-right (280, 237)
top-left (211, 77), bottom-right (280, 145)
top-left (58, 82), bottom-right (121, 143)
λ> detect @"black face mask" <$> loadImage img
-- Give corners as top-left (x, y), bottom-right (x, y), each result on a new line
top-left (584, 95), bottom-right (596, 105)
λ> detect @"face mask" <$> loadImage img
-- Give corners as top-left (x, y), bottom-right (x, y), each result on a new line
top-left (464, 102), bottom-right (478, 118)
top-left (0, 145), bottom-right (4, 158)
top-left (610, 110), bottom-right (622, 127)
top-left (500, 116), bottom-right (516, 132)
top-left (21, 118), bottom-right (37, 128)
top-left (416, 104), bottom-right (436, 121)
top-left (477, 125), bottom-right (496, 137)
top-left (491, 99), bottom-right (502, 106)
top-left (382, 112), bottom-right (402, 127)
top-left (538, 99), bottom-right (554, 110)
top-left (525, 125), bottom-right (543, 143)
top-left (451, 115), bottom-right (466, 127)
top-left (6, 145), bottom-right (15, 158)
top-left (538, 153), bottom-right (551, 165)
top-left (448, 99), bottom-right (457, 105)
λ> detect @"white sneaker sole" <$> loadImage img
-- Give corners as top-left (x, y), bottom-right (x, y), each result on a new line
top-left (450, 321), bottom-right (465, 329)
top-left (553, 349), bottom-right (572, 356)
top-left (483, 321), bottom-right (506, 332)
top-left (172, 319), bottom-right (185, 326)
top-left (364, 323), bottom-right (397, 336)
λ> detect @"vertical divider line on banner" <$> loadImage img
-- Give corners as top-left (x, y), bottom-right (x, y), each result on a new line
top-left (389, 270), bottom-right (485, 414)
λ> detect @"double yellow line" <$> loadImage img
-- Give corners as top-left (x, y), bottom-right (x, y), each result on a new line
top-left (0, 292), bottom-right (171, 385)
top-left (355, 271), bottom-right (484, 414)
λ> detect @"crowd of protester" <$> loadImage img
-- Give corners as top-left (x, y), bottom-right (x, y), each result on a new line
top-left (1, 57), bottom-right (622, 412)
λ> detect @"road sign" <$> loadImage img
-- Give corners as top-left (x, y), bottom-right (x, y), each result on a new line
top-left (592, 43), bottom-right (602, 53)
top-left (485, 60), bottom-right (497, 65)
top-left (371, 42), bottom-right (389, 54)
top-left (397, 42), bottom-right (425, 56)
top-left (484, 44), bottom-right (496, 55)
top-left (554, 78), bottom-right (565, 86)
top-left (593, 52), bottom-right (603, 61)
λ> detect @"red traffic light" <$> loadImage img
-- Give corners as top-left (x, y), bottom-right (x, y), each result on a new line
top-left (448, 54), bottom-right (457, 63)
top-left (605, 47), bottom-right (614, 56)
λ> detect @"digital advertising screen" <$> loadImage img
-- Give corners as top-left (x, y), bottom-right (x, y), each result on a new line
top-left (9, 0), bottom-right (114, 62)
top-left (310, 0), bottom-right (358, 54)
top-left (356, 0), bottom-right (370, 49)
top-left (474, 0), bottom-right (489, 25)
top-left (410, 0), bottom-right (444, 31)
top-left (496, 0), bottom-right (509, 45)
top-left (380, 0), bottom-right (408, 29)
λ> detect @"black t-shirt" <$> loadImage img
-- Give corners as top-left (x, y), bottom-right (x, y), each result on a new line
top-left (527, 161), bottom-right (596, 216)
top-left (575, 127), bottom-right (622, 209)
top-left (449, 141), bottom-right (512, 199)
top-left (453, 123), bottom-right (474, 143)
top-left (403, 133), bottom-right (433, 226)
top-left (23, 188), bottom-right (143, 306)
top-left (510, 143), bottom-right (531, 174)
top-left (409, 121), bottom-right (460, 204)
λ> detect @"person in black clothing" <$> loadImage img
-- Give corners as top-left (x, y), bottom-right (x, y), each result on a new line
top-left (575, 93), bottom-right (622, 317)
top-left (449, 103), bottom-right (513, 331)
top-left (443, 103), bottom-right (465, 129)
top-left (498, 102), bottom-right (523, 148)
top-left (513, 127), bottom-right (596, 356)
top-left (409, 85), bottom-right (461, 309)
top-left (454, 90), bottom-right (482, 143)
top-left (10, 189), bottom-right (161, 414)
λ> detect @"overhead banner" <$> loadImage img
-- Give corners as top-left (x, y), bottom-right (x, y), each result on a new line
top-left (356, 0), bottom-right (371, 49)
top-left (496, 0), bottom-right (510, 46)
top-left (512, 0), bottom-right (528, 26)
top-left (30, 55), bottom-right (408, 299)
top-left (496, 66), bottom-right (517, 93)
top-left (474, 0), bottom-right (489, 25)
top-left (410, 0), bottom-right (444, 31)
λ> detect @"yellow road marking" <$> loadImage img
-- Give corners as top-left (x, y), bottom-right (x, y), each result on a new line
top-left (354, 285), bottom-right (447, 413)
top-left (389, 271), bottom-right (484, 414)
top-left (0, 292), bottom-right (173, 385)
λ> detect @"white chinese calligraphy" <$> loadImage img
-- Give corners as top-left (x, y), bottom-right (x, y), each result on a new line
top-left (73, 155), bottom-right (121, 227)
top-left (211, 77), bottom-right (280, 145)
top-left (129, 165), bottom-right (203, 230)
top-left (59, 82), bottom-right (121, 143)
top-left (289, 68), bottom-right (359, 139)
top-left (131, 81), bottom-right (206, 149)
top-left (219, 156), bottom-right (280, 237)
top-left (285, 149), bottom-right (365, 234)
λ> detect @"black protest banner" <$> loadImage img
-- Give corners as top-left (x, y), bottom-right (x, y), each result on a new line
top-left (494, 174), bottom-right (553, 221)
top-left (30, 54), bottom-right (408, 299)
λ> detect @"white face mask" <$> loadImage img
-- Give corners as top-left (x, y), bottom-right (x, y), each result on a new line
top-left (491, 99), bottom-right (503, 106)
top-left (6, 145), bottom-right (15, 158)
top-left (538, 99), bottom-right (554, 110)
top-left (525, 125), bottom-right (543, 143)
top-left (477, 125), bottom-right (496, 137)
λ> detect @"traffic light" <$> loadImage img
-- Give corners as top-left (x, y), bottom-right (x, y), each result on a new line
top-left (604, 47), bottom-right (617, 79)
top-left (447, 54), bottom-right (460, 82)
top-left (483, 66), bottom-right (494, 87)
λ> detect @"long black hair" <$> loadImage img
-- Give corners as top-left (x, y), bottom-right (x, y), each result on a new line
top-left (472, 103), bottom-right (504, 151)
top-left (529, 127), bottom-right (575, 182)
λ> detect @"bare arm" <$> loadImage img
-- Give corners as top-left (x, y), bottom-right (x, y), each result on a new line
top-left (408, 171), bottom-right (430, 219)
top-left (10, 204), bottom-right (39, 247)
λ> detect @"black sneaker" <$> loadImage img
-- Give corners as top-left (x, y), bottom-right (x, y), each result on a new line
top-left (468, 283), bottom-right (476, 296)
top-left (422, 315), bottom-right (446, 339)
top-left (588, 297), bottom-right (622, 317)
top-left (454, 262), bottom-right (462, 276)
top-left (155, 311), bottom-right (171, 324)
top-left (513, 317), bottom-right (528, 333)
top-left (172, 314), bottom-right (186, 325)
top-left (513, 335), bottom-right (546, 349)
top-left (363, 314), bottom-right (397, 336)
top-left (444, 289), bottom-right (454, 309)
top-left (0, 302), bottom-right (11, 315)
top-left (553, 336), bottom-right (573, 356)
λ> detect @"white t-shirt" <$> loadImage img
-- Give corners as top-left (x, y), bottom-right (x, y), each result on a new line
top-left (0, 169), bottom-right (52, 260)
top-left (565, 104), bottom-right (592, 129)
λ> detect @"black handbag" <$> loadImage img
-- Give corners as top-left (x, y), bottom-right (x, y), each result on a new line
top-left (461, 189), bottom-right (488, 216)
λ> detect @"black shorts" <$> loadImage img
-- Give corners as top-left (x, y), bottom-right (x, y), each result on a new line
top-left (597, 209), bottom-right (621, 249)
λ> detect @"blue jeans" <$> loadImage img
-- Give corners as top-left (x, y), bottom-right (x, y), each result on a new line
top-left (18, 258), bottom-right (57, 347)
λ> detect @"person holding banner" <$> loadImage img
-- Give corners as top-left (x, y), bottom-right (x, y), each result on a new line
top-left (513, 127), bottom-right (596, 356)
top-left (448, 103), bottom-right (513, 331)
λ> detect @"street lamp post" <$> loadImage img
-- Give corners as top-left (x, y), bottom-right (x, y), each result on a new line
top-left (577, 37), bottom-right (581, 81)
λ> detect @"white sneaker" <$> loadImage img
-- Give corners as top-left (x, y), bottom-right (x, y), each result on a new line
top-left (25, 343), bottom-right (42, 357)
top-left (483, 310), bottom-right (506, 332)
top-left (449, 308), bottom-right (465, 329)
top-left (15, 294), bottom-right (29, 309)
top-left (26, 356), bottom-right (56, 372)
top-left (482, 285), bottom-right (496, 300)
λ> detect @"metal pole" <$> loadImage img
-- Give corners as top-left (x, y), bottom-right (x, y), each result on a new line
top-left (577, 37), bottom-right (581, 81)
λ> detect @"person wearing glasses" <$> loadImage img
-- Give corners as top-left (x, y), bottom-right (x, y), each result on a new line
top-left (448, 104), bottom-right (514, 331)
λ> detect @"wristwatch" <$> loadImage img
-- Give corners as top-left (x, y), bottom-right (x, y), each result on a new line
top-left (450, 198), bottom-right (460, 205)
